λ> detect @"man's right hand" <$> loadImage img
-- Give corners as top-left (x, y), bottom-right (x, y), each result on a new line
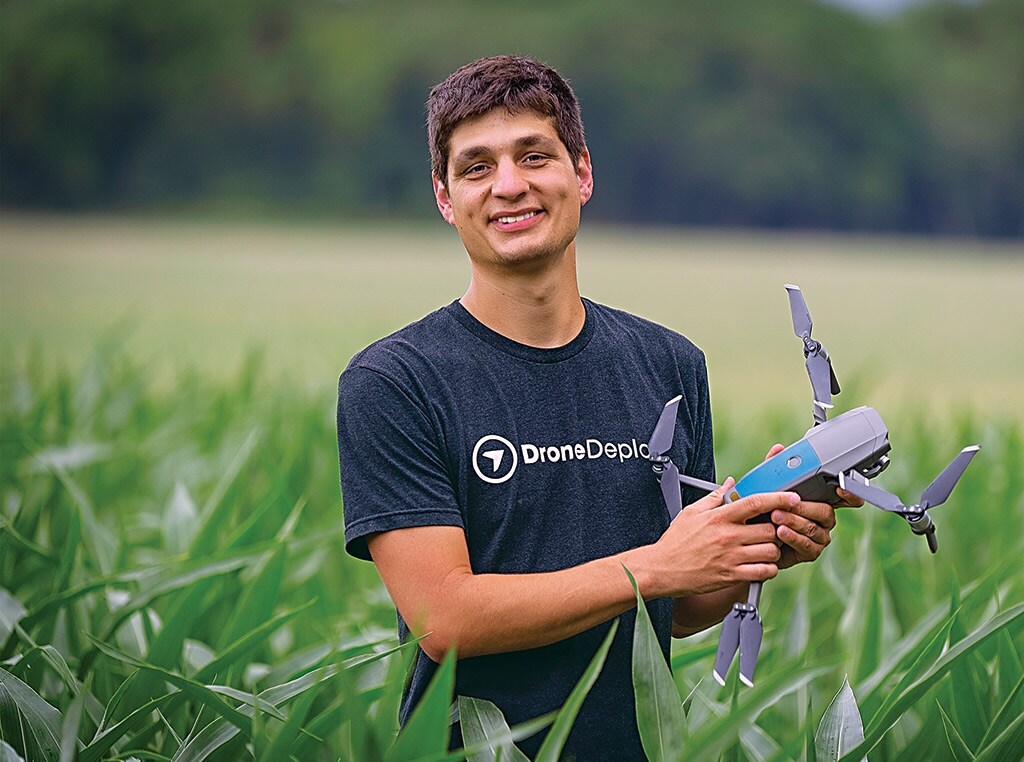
top-left (630, 477), bottom-right (795, 600)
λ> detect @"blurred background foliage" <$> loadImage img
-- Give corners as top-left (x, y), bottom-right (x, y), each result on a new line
top-left (2, 0), bottom-right (1022, 236)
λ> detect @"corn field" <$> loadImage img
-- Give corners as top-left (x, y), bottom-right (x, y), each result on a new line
top-left (1, 338), bottom-right (1021, 761)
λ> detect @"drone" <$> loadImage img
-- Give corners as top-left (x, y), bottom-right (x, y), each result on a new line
top-left (647, 284), bottom-right (980, 688)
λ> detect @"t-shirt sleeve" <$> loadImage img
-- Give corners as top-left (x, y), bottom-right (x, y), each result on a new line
top-left (337, 364), bottom-right (463, 561)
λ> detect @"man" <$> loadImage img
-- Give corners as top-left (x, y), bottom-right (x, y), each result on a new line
top-left (337, 55), bottom-right (842, 760)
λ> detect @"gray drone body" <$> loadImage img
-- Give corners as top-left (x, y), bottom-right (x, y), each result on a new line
top-left (647, 285), bottom-right (980, 687)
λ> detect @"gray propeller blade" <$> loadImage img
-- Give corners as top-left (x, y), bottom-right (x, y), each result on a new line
top-left (807, 353), bottom-right (837, 409)
top-left (648, 395), bottom-right (681, 458)
top-left (920, 446), bottom-right (981, 510)
top-left (839, 472), bottom-right (907, 513)
top-left (713, 610), bottom-right (742, 686)
top-left (738, 615), bottom-right (764, 688)
top-left (660, 460), bottom-right (683, 519)
top-left (785, 284), bottom-right (812, 338)
top-left (786, 285), bottom-right (840, 423)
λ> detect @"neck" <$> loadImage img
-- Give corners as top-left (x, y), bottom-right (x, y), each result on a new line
top-left (460, 244), bottom-right (585, 348)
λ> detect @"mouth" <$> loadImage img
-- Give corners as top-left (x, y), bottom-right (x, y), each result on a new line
top-left (491, 210), bottom-right (543, 232)
top-left (494, 211), bottom-right (540, 224)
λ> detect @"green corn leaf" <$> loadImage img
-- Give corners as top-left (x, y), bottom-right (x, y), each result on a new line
top-left (977, 670), bottom-right (1024, 751)
top-left (256, 682), bottom-right (320, 762)
top-left (669, 641), bottom-right (717, 671)
top-left (859, 557), bottom-right (1010, 719)
top-left (862, 612), bottom-right (957, 731)
top-left (839, 602), bottom-right (1024, 761)
top-left (11, 644), bottom-right (105, 727)
top-left (893, 702), bottom-right (947, 761)
top-left (458, 696), bottom-right (532, 762)
top-left (1, 740), bottom-right (26, 762)
top-left (47, 463), bottom-right (117, 576)
top-left (217, 498), bottom-right (304, 652)
top-left (814, 675), bottom-right (865, 762)
top-left (0, 667), bottom-right (62, 762)
top-left (189, 428), bottom-right (261, 557)
top-left (372, 640), bottom-right (417, 751)
top-left (88, 636), bottom-right (253, 733)
top-left (937, 701), bottom-right (976, 762)
top-left (386, 649), bottom-right (455, 761)
top-left (805, 693), bottom-right (816, 762)
top-left (995, 630), bottom-right (1023, 719)
top-left (685, 664), bottom-right (832, 761)
top-left (173, 640), bottom-right (410, 762)
top-left (534, 618), bottom-right (618, 762)
top-left (0, 588), bottom-right (27, 652)
top-left (289, 670), bottom-right (387, 762)
top-left (59, 677), bottom-right (87, 762)
top-left (973, 707), bottom-right (1024, 762)
top-left (624, 565), bottom-right (686, 762)
top-left (739, 722), bottom-right (783, 762)
top-left (193, 600), bottom-right (315, 683)
top-left (946, 578), bottom-right (989, 751)
top-left (162, 482), bottom-right (198, 557)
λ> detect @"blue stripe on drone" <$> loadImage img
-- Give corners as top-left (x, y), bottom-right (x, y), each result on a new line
top-left (735, 438), bottom-right (821, 496)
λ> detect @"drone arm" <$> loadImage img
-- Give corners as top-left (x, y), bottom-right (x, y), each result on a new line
top-left (838, 471), bottom-right (907, 513)
top-left (678, 473), bottom-right (723, 494)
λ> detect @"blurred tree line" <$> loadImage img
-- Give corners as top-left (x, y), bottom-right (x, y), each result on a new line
top-left (2, 0), bottom-right (1022, 236)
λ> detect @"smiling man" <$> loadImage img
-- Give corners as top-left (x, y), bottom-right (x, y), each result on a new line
top-left (336, 55), bottom-right (839, 760)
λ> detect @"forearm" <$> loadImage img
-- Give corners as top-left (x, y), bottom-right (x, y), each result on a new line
top-left (411, 544), bottom-right (661, 661)
top-left (370, 490), bottom-right (792, 663)
top-left (672, 584), bottom-right (748, 637)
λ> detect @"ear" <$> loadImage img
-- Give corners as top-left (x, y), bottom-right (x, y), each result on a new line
top-left (576, 149), bottom-right (594, 206)
top-left (433, 174), bottom-right (456, 225)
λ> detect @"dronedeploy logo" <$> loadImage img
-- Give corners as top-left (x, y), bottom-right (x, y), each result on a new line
top-left (472, 435), bottom-right (519, 484)
top-left (471, 433), bottom-right (650, 484)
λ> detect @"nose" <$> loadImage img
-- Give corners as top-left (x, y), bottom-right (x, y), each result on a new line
top-left (491, 157), bottom-right (528, 199)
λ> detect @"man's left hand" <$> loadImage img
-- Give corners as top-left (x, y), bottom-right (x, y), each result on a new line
top-left (761, 443), bottom-right (860, 569)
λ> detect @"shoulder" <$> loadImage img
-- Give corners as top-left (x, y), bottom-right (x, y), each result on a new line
top-left (343, 302), bottom-right (463, 381)
top-left (586, 299), bottom-right (706, 366)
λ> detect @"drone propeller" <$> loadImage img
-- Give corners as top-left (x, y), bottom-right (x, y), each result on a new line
top-left (785, 285), bottom-right (841, 425)
top-left (648, 396), bottom-right (683, 518)
top-left (921, 446), bottom-right (981, 510)
top-left (714, 585), bottom-right (764, 686)
top-left (839, 445), bottom-right (981, 553)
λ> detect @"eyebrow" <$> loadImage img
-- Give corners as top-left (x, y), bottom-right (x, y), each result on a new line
top-left (452, 133), bottom-right (561, 168)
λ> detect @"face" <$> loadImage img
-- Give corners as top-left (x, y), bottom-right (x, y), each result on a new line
top-left (433, 109), bottom-right (593, 273)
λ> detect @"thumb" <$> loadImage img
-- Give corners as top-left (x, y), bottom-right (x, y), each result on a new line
top-left (690, 477), bottom-right (736, 512)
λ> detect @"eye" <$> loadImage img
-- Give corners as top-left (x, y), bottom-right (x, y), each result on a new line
top-left (463, 163), bottom-right (490, 177)
top-left (523, 153), bottom-right (547, 165)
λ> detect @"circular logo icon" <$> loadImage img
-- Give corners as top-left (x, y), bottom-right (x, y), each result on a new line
top-left (472, 435), bottom-right (518, 484)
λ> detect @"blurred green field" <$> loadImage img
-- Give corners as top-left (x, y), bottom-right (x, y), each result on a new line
top-left (3, 213), bottom-right (1023, 430)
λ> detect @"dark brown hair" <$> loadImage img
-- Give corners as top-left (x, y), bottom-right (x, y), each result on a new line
top-left (427, 55), bottom-right (586, 181)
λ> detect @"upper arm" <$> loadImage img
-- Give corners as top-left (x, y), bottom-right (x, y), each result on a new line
top-left (367, 525), bottom-right (473, 656)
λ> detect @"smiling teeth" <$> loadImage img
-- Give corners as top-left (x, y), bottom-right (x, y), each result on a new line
top-left (497, 212), bottom-right (538, 224)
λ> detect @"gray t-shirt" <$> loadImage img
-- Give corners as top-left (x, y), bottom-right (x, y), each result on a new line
top-left (337, 298), bottom-right (714, 760)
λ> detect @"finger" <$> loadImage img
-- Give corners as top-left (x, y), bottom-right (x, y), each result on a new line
top-left (772, 511), bottom-right (831, 546)
top-left (764, 443), bottom-right (785, 461)
top-left (836, 487), bottom-right (864, 508)
top-left (735, 562), bottom-right (779, 583)
top-left (735, 522), bottom-right (780, 546)
top-left (726, 491), bottom-right (800, 522)
top-left (775, 500), bottom-right (836, 531)
top-left (689, 476), bottom-right (736, 512)
top-left (736, 541), bottom-right (782, 563)
top-left (776, 524), bottom-right (826, 560)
